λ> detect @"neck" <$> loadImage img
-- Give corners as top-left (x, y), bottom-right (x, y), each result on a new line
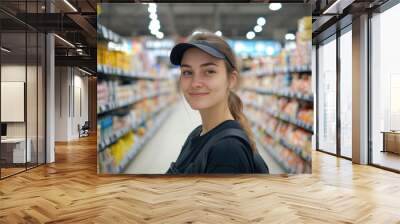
top-left (199, 100), bottom-right (234, 135)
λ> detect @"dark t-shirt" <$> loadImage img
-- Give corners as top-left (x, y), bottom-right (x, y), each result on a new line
top-left (167, 120), bottom-right (254, 174)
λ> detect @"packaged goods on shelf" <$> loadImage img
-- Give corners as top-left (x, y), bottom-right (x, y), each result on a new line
top-left (97, 78), bottom-right (177, 113)
top-left (298, 107), bottom-right (313, 124)
top-left (98, 24), bottom-right (175, 80)
top-left (241, 93), bottom-right (312, 173)
top-left (97, 92), bottom-right (178, 149)
top-left (251, 114), bottom-right (311, 173)
top-left (297, 16), bottom-right (312, 42)
top-left (242, 73), bottom-right (312, 97)
top-left (98, 105), bottom-right (174, 173)
top-left (291, 73), bottom-right (311, 94)
top-left (239, 90), bottom-right (313, 128)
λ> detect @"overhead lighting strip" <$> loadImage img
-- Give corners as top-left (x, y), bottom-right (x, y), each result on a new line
top-left (63, 0), bottom-right (78, 12)
top-left (1, 47), bottom-right (11, 53)
top-left (54, 34), bottom-right (75, 48)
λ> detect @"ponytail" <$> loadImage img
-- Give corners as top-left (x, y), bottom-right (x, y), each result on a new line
top-left (228, 91), bottom-right (258, 153)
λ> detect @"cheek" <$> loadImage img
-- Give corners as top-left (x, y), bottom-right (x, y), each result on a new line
top-left (179, 78), bottom-right (189, 91)
top-left (209, 76), bottom-right (229, 94)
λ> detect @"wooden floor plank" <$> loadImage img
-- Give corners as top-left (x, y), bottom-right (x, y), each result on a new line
top-left (0, 135), bottom-right (399, 223)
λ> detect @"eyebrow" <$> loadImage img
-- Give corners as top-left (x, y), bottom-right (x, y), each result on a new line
top-left (181, 62), bottom-right (218, 68)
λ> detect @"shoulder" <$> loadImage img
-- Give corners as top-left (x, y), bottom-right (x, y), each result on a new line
top-left (190, 125), bottom-right (202, 137)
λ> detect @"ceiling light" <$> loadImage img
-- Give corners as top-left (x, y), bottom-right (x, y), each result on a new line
top-left (257, 17), bottom-right (266, 26)
top-left (246, 31), bottom-right (255, 40)
top-left (285, 33), bottom-right (296, 40)
top-left (149, 13), bottom-right (157, 20)
top-left (322, 0), bottom-right (350, 14)
top-left (149, 22), bottom-right (161, 31)
top-left (78, 67), bottom-right (92, 76)
top-left (63, 0), bottom-right (78, 12)
top-left (269, 3), bottom-right (282, 11)
top-left (54, 34), bottom-right (75, 48)
top-left (1, 47), bottom-right (11, 53)
top-left (148, 4), bottom-right (157, 14)
top-left (215, 31), bottom-right (222, 36)
top-left (156, 32), bottom-right (164, 39)
top-left (192, 31), bottom-right (202, 35)
top-left (254, 25), bottom-right (262, 33)
top-left (150, 29), bottom-right (158, 35)
top-left (76, 48), bottom-right (83, 52)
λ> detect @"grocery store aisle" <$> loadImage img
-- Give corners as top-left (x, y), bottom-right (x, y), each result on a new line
top-left (124, 96), bottom-right (284, 174)
top-left (124, 97), bottom-right (202, 174)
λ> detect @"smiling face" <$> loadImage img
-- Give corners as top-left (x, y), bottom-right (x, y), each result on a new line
top-left (179, 47), bottom-right (235, 111)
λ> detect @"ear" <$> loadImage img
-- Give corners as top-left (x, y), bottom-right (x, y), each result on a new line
top-left (228, 71), bottom-right (238, 90)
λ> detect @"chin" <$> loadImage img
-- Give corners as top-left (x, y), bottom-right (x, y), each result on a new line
top-left (187, 101), bottom-right (211, 110)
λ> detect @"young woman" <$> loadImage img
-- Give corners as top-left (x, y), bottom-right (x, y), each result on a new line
top-left (166, 32), bottom-right (268, 174)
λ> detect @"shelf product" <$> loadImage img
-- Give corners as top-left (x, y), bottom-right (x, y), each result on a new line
top-left (245, 106), bottom-right (311, 173)
top-left (237, 16), bottom-right (313, 173)
top-left (98, 107), bottom-right (173, 173)
top-left (98, 24), bottom-right (173, 80)
top-left (98, 93), bottom-right (177, 150)
top-left (97, 79), bottom-right (177, 114)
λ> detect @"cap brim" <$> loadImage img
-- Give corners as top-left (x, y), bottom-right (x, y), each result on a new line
top-left (170, 42), bottom-right (226, 66)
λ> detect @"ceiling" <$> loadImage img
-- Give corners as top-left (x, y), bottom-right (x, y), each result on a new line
top-left (0, 0), bottom-right (97, 71)
top-left (98, 3), bottom-right (310, 42)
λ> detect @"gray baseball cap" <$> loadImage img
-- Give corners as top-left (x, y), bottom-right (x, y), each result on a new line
top-left (170, 40), bottom-right (235, 68)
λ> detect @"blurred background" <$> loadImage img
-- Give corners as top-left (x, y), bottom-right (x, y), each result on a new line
top-left (97, 3), bottom-right (313, 174)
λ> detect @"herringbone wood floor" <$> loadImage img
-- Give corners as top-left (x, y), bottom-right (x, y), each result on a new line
top-left (0, 135), bottom-right (399, 223)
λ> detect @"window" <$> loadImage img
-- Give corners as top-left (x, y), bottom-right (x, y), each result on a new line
top-left (317, 36), bottom-right (337, 154)
top-left (339, 28), bottom-right (352, 158)
top-left (370, 2), bottom-right (400, 171)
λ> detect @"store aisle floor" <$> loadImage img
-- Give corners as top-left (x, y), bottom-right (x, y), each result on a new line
top-left (124, 97), bottom-right (284, 174)
top-left (124, 98), bottom-right (201, 174)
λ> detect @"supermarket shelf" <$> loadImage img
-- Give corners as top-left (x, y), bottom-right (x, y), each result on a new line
top-left (98, 23), bottom-right (123, 43)
top-left (97, 91), bottom-right (172, 116)
top-left (98, 103), bottom-right (171, 152)
top-left (243, 101), bottom-right (313, 133)
top-left (242, 86), bottom-right (313, 103)
top-left (246, 114), bottom-right (311, 163)
top-left (115, 106), bottom-right (174, 173)
top-left (242, 65), bottom-right (311, 77)
top-left (97, 64), bottom-right (168, 81)
top-left (254, 132), bottom-right (293, 173)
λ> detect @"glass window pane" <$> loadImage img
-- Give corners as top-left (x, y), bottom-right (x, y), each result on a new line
top-left (318, 37), bottom-right (337, 154)
top-left (371, 3), bottom-right (400, 171)
top-left (38, 32), bottom-right (45, 165)
top-left (340, 29), bottom-right (352, 158)
top-left (1, 32), bottom-right (27, 177)
top-left (27, 31), bottom-right (38, 169)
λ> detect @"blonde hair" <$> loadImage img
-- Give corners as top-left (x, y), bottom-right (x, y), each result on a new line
top-left (186, 31), bottom-right (258, 153)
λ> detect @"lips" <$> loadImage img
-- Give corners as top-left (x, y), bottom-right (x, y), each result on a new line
top-left (189, 92), bottom-right (210, 96)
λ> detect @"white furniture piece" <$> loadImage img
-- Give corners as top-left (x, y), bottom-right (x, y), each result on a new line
top-left (1, 138), bottom-right (31, 163)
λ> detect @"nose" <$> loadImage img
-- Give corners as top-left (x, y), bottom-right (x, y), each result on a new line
top-left (190, 73), bottom-right (204, 89)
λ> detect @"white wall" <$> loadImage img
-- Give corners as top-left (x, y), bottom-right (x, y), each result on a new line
top-left (54, 67), bottom-right (89, 141)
